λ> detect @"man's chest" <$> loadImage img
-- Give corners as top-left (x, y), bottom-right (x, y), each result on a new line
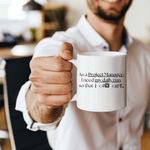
top-left (126, 53), bottom-right (149, 112)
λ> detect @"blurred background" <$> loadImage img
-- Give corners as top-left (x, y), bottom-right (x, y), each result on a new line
top-left (0, 0), bottom-right (150, 45)
top-left (0, 0), bottom-right (150, 150)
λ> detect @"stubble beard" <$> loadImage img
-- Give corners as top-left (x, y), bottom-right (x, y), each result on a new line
top-left (87, 0), bottom-right (132, 23)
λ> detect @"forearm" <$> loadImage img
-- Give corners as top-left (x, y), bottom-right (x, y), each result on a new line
top-left (26, 88), bottom-right (63, 123)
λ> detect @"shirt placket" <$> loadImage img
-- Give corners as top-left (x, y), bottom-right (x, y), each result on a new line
top-left (116, 110), bottom-right (125, 150)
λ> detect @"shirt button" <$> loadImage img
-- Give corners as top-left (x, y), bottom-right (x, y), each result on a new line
top-left (103, 46), bottom-right (107, 50)
top-left (119, 118), bottom-right (122, 122)
top-left (119, 147), bottom-right (122, 150)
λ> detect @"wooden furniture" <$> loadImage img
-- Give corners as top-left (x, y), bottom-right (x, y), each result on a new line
top-left (141, 129), bottom-right (150, 150)
top-left (36, 11), bottom-right (59, 42)
top-left (0, 43), bottom-right (36, 59)
top-left (0, 107), bottom-right (11, 150)
top-left (36, 3), bottom-right (66, 42)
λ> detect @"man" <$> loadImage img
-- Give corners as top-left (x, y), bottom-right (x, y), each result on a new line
top-left (16, 0), bottom-right (150, 149)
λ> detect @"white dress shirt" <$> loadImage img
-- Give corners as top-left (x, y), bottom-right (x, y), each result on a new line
top-left (16, 15), bottom-right (150, 150)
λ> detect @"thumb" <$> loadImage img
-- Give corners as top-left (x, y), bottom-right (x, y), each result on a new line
top-left (57, 42), bottom-right (73, 60)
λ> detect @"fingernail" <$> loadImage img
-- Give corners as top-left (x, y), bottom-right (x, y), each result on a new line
top-left (63, 50), bottom-right (72, 54)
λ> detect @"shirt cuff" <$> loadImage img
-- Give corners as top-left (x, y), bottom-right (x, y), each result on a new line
top-left (15, 81), bottom-right (66, 131)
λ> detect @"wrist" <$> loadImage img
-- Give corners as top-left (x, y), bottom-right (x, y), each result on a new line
top-left (26, 88), bottom-right (64, 123)
top-left (28, 104), bottom-right (66, 131)
top-left (36, 105), bottom-right (63, 123)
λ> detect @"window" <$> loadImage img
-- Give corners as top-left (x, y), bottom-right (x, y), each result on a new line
top-left (0, 0), bottom-right (27, 20)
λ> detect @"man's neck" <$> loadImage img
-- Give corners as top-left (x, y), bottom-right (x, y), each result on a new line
top-left (86, 10), bottom-right (125, 52)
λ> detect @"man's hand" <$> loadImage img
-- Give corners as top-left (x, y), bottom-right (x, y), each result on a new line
top-left (26, 42), bottom-right (73, 123)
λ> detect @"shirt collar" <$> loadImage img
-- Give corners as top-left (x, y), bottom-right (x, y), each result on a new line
top-left (123, 28), bottom-right (133, 49)
top-left (77, 15), bottom-right (133, 50)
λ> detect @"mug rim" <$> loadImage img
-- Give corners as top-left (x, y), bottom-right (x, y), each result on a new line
top-left (78, 51), bottom-right (127, 57)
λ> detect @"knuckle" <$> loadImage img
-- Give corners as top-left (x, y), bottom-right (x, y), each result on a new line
top-left (29, 72), bottom-right (38, 82)
top-left (29, 60), bottom-right (34, 69)
top-left (30, 57), bottom-right (45, 70)
top-left (29, 74), bottom-right (35, 82)
top-left (29, 74), bottom-right (32, 81)
top-left (30, 82), bottom-right (42, 93)
top-left (30, 58), bottom-right (38, 69)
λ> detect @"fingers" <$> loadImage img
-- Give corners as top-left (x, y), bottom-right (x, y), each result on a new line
top-left (57, 42), bottom-right (73, 60)
top-left (30, 71), bottom-right (71, 84)
top-left (30, 42), bottom-right (73, 72)
top-left (29, 42), bottom-right (74, 107)
top-left (36, 91), bottom-right (72, 106)
top-left (31, 82), bottom-right (72, 95)
top-left (30, 56), bottom-right (73, 72)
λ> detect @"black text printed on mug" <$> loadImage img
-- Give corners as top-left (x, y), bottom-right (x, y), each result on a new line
top-left (78, 72), bottom-right (125, 89)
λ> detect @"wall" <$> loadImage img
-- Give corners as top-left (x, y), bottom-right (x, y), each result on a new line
top-left (124, 0), bottom-right (150, 43)
top-left (52, 0), bottom-right (150, 44)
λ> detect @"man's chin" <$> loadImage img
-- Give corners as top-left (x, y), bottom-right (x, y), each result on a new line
top-left (100, 0), bottom-right (122, 3)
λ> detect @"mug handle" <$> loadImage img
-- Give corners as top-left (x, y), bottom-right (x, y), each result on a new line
top-left (68, 59), bottom-right (78, 102)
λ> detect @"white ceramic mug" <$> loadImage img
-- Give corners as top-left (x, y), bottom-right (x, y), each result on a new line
top-left (70, 51), bottom-right (127, 112)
